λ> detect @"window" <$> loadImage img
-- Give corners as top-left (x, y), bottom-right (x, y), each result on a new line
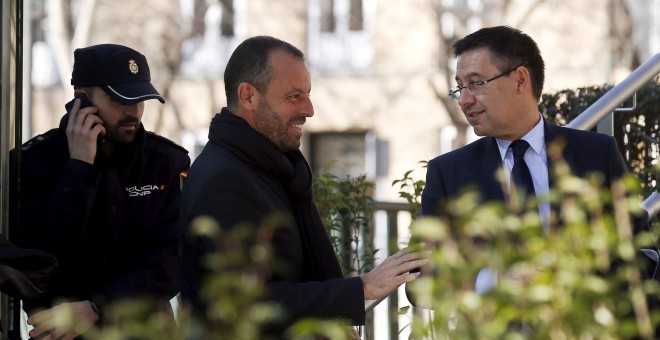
top-left (307, 0), bottom-right (375, 75)
top-left (310, 132), bottom-right (367, 178)
top-left (309, 131), bottom-right (387, 179)
top-left (348, 0), bottom-right (364, 31)
top-left (179, 0), bottom-right (245, 79)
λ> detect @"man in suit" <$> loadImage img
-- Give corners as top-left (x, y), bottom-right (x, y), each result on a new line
top-left (179, 36), bottom-right (426, 337)
top-left (418, 25), bottom-right (656, 311)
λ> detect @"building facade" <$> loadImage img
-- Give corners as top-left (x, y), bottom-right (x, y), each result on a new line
top-left (28, 0), bottom-right (658, 202)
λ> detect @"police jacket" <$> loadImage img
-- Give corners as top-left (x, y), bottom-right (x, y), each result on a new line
top-left (14, 113), bottom-right (190, 316)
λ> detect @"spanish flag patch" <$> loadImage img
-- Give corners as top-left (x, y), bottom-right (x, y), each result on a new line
top-left (180, 171), bottom-right (188, 191)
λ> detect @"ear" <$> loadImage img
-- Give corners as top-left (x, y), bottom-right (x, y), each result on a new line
top-left (514, 66), bottom-right (530, 92)
top-left (237, 82), bottom-right (258, 111)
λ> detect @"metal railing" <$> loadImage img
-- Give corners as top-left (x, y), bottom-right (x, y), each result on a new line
top-left (642, 192), bottom-right (660, 222)
top-left (567, 53), bottom-right (660, 221)
top-left (362, 201), bottom-right (411, 340)
top-left (567, 54), bottom-right (660, 131)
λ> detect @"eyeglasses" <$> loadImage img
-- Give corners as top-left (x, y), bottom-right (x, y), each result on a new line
top-left (448, 61), bottom-right (528, 101)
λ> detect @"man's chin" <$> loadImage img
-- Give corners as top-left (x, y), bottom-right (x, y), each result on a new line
top-left (280, 140), bottom-right (301, 152)
top-left (471, 125), bottom-right (487, 137)
top-left (107, 132), bottom-right (137, 144)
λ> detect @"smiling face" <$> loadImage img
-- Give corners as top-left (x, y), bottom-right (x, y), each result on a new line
top-left (86, 86), bottom-right (144, 144)
top-left (249, 50), bottom-right (314, 151)
top-left (455, 47), bottom-right (538, 140)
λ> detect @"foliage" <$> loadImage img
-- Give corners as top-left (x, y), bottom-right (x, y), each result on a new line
top-left (406, 155), bottom-right (659, 338)
top-left (313, 163), bottom-right (377, 276)
top-left (392, 161), bottom-right (427, 219)
top-left (178, 216), bottom-right (284, 340)
top-left (81, 215), bottom-right (357, 340)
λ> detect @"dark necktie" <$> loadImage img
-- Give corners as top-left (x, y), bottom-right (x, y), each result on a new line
top-left (510, 140), bottom-right (535, 199)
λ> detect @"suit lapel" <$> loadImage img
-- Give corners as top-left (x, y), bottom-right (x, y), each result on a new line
top-left (544, 120), bottom-right (575, 189)
top-left (544, 120), bottom-right (576, 228)
top-left (470, 137), bottom-right (506, 202)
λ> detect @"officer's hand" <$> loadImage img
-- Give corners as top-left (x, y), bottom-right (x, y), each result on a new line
top-left (66, 98), bottom-right (105, 164)
top-left (27, 300), bottom-right (99, 340)
top-left (361, 247), bottom-right (428, 300)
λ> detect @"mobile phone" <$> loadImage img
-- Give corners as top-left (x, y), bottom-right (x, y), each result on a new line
top-left (65, 94), bottom-right (105, 143)
top-left (65, 94), bottom-right (93, 112)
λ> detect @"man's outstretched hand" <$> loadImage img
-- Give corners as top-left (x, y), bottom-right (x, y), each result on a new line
top-left (361, 247), bottom-right (429, 300)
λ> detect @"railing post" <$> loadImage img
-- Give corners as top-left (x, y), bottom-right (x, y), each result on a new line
top-left (370, 201), bottom-right (412, 339)
top-left (386, 210), bottom-right (399, 340)
top-left (596, 111), bottom-right (613, 136)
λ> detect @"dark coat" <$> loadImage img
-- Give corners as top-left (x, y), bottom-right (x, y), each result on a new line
top-left (14, 114), bottom-right (190, 316)
top-left (180, 110), bottom-right (364, 335)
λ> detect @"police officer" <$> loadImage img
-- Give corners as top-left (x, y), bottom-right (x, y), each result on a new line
top-left (14, 44), bottom-right (190, 339)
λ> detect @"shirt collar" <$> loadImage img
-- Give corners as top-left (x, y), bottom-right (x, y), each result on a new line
top-left (496, 113), bottom-right (545, 161)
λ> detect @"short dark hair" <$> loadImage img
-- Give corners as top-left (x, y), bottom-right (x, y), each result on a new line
top-left (224, 36), bottom-right (305, 109)
top-left (453, 26), bottom-right (545, 101)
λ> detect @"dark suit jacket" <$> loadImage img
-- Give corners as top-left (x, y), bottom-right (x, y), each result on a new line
top-left (422, 120), bottom-right (628, 217)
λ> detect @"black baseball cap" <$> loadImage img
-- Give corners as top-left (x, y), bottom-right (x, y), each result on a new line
top-left (71, 44), bottom-right (164, 105)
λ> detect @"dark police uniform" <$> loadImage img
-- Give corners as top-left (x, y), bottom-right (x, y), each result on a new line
top-left (15, 113), bottom-right (190, 319)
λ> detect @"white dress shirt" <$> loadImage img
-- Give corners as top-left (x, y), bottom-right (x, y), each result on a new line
top-left (495, 114), bottom-right (551, 234)
top-left (476, 114), bottom-right (551, 294)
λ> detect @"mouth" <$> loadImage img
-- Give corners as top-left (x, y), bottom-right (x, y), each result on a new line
top-left (118, 118), bottom-right (139, 128)
top-left (466, 110), bottom-right (484, 124)
top-left (289, 123), bottom-right (303, 136)
top-left (289, 117), bottom-right (306, 131)
top-left (119, 123), bottom-right (138, 131)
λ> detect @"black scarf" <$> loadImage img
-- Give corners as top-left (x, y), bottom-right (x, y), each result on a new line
top-left (208, 108), bottom-right (344, 281)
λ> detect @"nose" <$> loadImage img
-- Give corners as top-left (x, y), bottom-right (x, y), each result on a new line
top-left (302, 96), bottom-right (314, 117)
top-left (458, 88), bottom-right (476, 108)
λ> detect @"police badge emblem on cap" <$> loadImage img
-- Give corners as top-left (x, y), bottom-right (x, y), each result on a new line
top-left (129, 60), bottom-right (139, 74)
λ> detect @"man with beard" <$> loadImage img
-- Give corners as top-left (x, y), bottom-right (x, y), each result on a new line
top-left (14, 44), bottom-right (190, 339)
top-left (180, 36), bottom-right (426, 337)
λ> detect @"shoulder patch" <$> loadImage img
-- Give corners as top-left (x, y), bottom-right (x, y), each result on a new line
top-left (145, 131), bottom-right (189, 154)
top-left (22, 134), bottom-right (51, 151)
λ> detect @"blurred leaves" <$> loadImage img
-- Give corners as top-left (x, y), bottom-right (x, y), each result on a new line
top-left (406, 168), bottom-right (659, 339)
